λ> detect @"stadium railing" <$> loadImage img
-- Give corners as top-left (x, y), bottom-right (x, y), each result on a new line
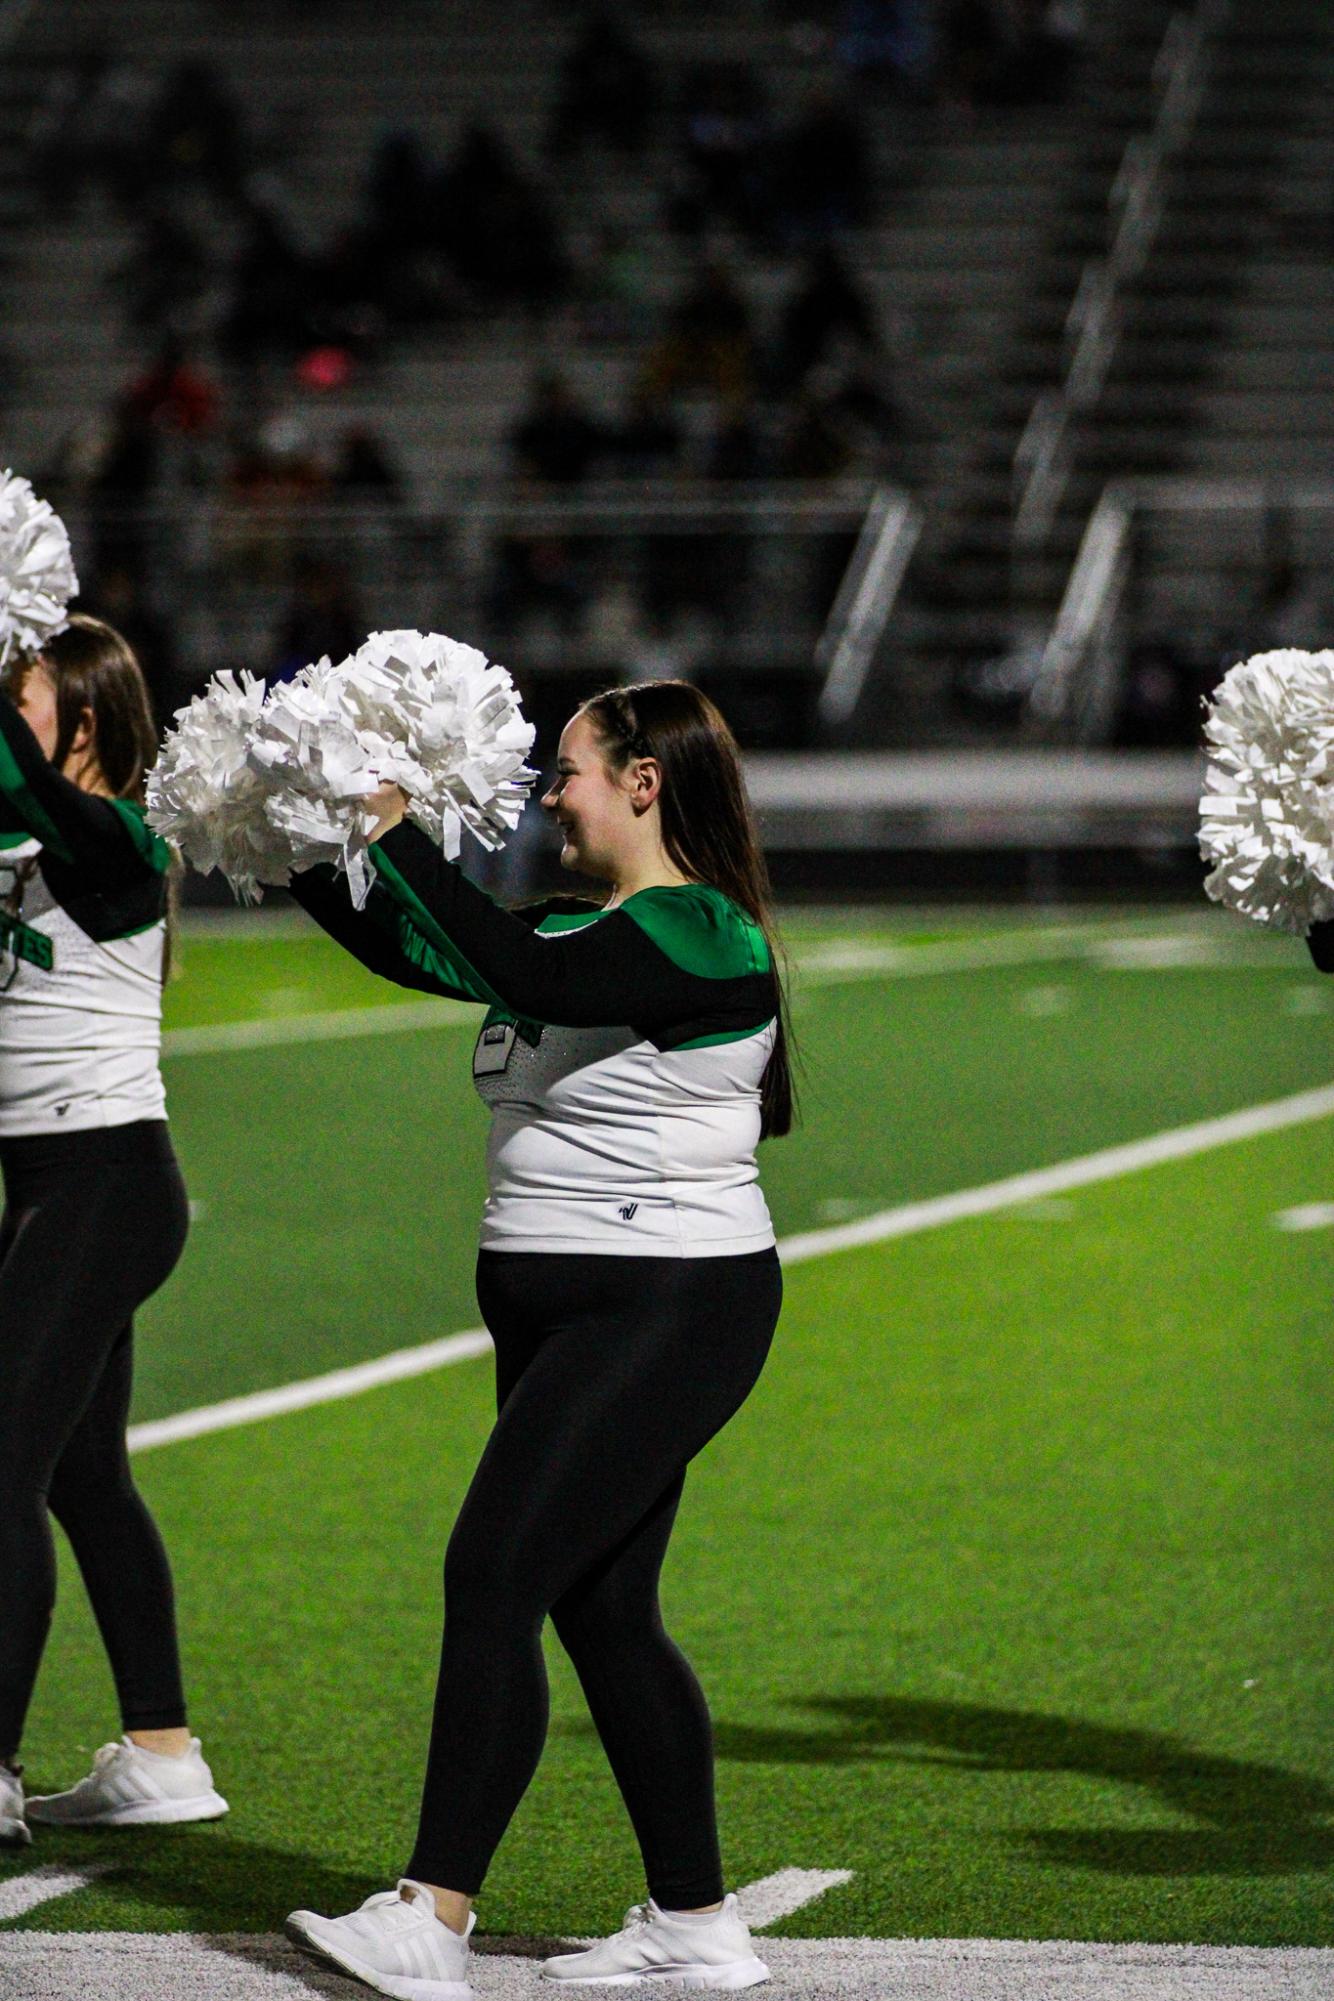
top-left (62, 478), bottom-right (908, 745)
top-left (1012, 0), bottom-right (1228, 554)
top-left (1027, 476), bottom-right (1334, 741)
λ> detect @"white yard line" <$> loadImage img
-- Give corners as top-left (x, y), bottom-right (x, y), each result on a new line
top-left (128, 1081), bottom-right (1334, 1457)
top-left (0, 1864), bottom-right (107, 1921)
top-left (779, 1082), bottom-right (1334, 1263)
top-left (734, 1867), bottom-right (854, 1928)
top-left (128, 1330), bottom-right (494, 1453)
top-left (3, 1931), bottom-right (1331, 1999)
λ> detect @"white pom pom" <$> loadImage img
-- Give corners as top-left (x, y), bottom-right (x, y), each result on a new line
top-left (0, 470), bottom-right (79, 665)
top-left (338, 629), bottom-right (537, 861)
top-left (1199, 648), bottom-right (1334, 935)
top-left (147, 632), bottom-right (538, 907)
top-left (146, 670), bottom-right (284, 902)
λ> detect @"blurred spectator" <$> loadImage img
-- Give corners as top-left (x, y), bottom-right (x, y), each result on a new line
top-left (668, 62), bottom-right (771, 238)
top-left (769, 89), bottom-right (873, 245)
top-left (223, 203), bottom-right (314, 363)
top-left (644, 262), bottom-right (756, 408)
top-left (88, 398), bottom-right (160, 585)
top-left (836, 0), bottom-right (934, 96)
top-left (35, 47), bottom-right (157, 211)
top-left (579, 225), bottom-right (656, 342)
top-left (547, 12), bottom-right (658, 159)
top-left (332, 428), bottom-right (404, 506)
top-left (705, 405), bottom-right (767, 481)
top-left (940, 0), bottom-right (1082, 111)
top-left (509, 372), bottom-right (603, 484)
top-left (109, 206), bottom-right (209, 340)
top-left (434, 125), bottom-right (569, 315)
top-left (608, 384), bottom-right (682, 478)
top-left (364, 130), bottom-right (435, 259)
top-left (89, 566), bottom-right (180, 726)
top-left (772, 245), bottom-right (881, 393)
top-left (268, 554), bottom-right (365, 682)
top-left (144, 59), bottom-right (248, 204)
top-left (125, 344), bottom-right (220, 437)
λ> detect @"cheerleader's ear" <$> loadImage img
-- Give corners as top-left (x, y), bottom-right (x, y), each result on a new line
top-left (626, 755), bottom-right (663, 815)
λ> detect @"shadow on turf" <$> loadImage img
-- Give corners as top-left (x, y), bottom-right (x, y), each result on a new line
top-left (707, 1695), bottom-right (1334, 1876)
top-left (0, 1827), bottom-right (376, 1933)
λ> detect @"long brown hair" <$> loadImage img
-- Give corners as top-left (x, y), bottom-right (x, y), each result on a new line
top-left (13, 614), bottom-right (177, 979)
top-left (38, 613), bottom-right (158, 801)
top-left (580, 680), bottom-right (796, 1139)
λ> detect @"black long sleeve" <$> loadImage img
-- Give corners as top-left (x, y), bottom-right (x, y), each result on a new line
top-left (1308, 921), bottom-right (1334, 974)
top-left (0, 689), bottom-right (165, 894)
top-left (372, 820), bottom-right (775, 1042)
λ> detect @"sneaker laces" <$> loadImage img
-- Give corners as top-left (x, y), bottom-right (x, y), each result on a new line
top-left (91, 1743), bottom-right (125, 1774)
top-left (616, 1904), bottom-right (652, 1939)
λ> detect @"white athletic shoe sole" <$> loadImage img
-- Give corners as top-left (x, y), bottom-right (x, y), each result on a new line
top-left (540, 1958), bottom-right (770, 1989)
top-left (26, 1788), bottom-right (229, 1828)
top-left (284, 1912), bottom-right (476, 2001)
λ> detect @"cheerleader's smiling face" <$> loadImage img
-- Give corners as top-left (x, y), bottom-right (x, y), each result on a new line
top-left (542, 710), bottom-right (653, 881)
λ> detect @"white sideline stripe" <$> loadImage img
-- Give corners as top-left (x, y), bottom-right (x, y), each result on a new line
top-left (159, 922), bottom-right (1247, 1060)
top-left (0, 1865), bottom-right (107, 1920)
top-left (735, 1867), bottom-right (854, 1929)
top-left (127, 1330), bottom-right (494, 1453)
top-left (777, 1082), bottom-right (1334, 1264)
top-left (5, 1932), bottom-right (1333, 1999)
top-left (126, 1082), bottom-right (1334, 1457)
top-left (162, 999), bottom-right (474, 1055)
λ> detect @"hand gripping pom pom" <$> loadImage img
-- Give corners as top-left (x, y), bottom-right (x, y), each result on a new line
top-left (1199, 648), bottom-right (1334, 935)
top-left (338, 629), bottom-right (538, 864)
top-left (146, 634), bottom-right (538, 906)
top-left (0, 471), bottom-right (79, 666)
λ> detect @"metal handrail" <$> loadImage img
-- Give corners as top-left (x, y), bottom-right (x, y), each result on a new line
top-left (1013, 0), bottom-right (1227, 550)
top-left (1028, 476), bottom-right (1334, 738)
top-left (815, 486), bottom-right (923, 729)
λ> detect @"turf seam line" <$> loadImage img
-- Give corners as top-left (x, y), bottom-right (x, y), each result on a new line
top-left (127, 1080), bottom-right (1334, 1456)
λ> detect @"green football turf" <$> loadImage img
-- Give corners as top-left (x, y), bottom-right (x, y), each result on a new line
top-left (2, 907), bottom-right (1331, 1946)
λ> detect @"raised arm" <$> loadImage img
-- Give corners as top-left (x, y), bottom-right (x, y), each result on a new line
top-left (0, 687), bottom-right (167, 892)
top-left (370, 820), bottom-right (776, 1039)
top-left (287, 861), bottom-right (503, 1006)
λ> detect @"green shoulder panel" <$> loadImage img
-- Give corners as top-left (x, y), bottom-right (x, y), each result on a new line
top-left (0, 729), bottom-right (70, 860)
top-left (619, 884), bottom-right (771, 980)
top-left (109, 799), bottom-right (172, 875)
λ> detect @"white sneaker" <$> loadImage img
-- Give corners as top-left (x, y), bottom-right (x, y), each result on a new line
top-left (285, 1880), bottom-right (476, 2000)
top-left (26, 1736), bottom-right (228, 1827)
top-left (0, 1763), bottom-right (30, 1847)
top-left (541, 1894), bottom-right (769, 1988)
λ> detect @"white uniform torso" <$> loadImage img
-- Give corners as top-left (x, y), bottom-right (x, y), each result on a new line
top-left (473, 1015), bottom-right (777, 1257)
top-left (0, 838), bottom-right (167, 1136)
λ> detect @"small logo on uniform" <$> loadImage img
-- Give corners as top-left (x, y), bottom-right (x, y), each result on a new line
top-left (618, 1202), bottom-right (639, 1221)
top-left (54, 1102), bottom-right (70, 1118)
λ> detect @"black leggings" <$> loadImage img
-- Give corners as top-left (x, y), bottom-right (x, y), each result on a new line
top-left (0, 1121), bottom-right (190, 1759)
top-left (407, 1248), bottom-right (782, 1907)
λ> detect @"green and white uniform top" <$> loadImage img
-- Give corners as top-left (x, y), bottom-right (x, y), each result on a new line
top-left (291, 820), bottom-right (781, 1258)
top-left (0, 690), bottom-right (170, 1137)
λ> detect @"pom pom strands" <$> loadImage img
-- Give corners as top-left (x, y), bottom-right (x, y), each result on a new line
top-left (145, 670), bottom-right (284, 903)
top-left (339, 629), bottom-right (537, 863)
top-left (1199, 648), bottom-right (1334, 935)
top-left (0, 470), bottom-right (79, 666)
top-left (147, 632), bottom-right (537, 905)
